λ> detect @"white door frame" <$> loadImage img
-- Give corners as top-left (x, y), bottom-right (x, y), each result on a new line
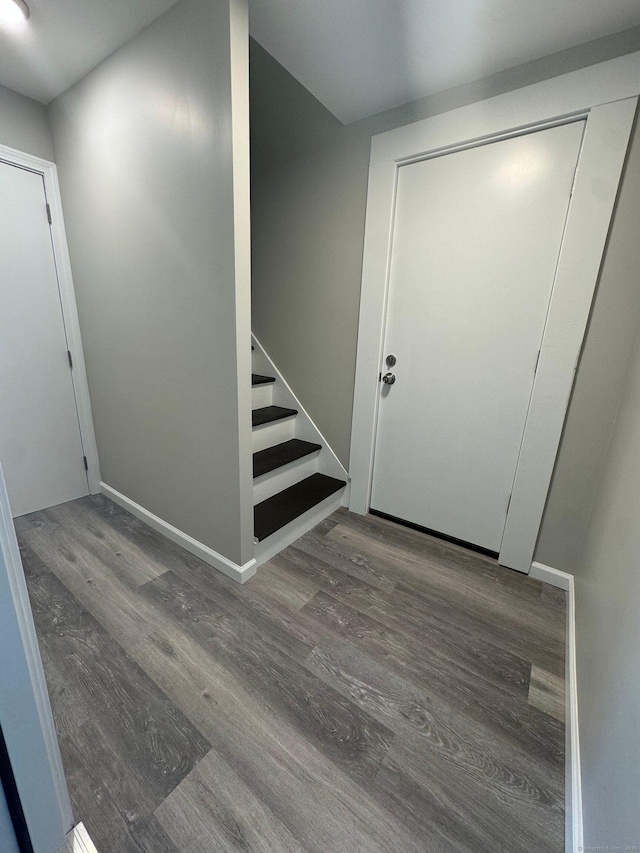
top-left (0, 143), bottom-right (101, 497)
top-left (348, 52), bottom-right (640, 573)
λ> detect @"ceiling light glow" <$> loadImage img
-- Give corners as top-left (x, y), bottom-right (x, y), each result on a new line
top-left (0, 0), bottom-right (29, 26)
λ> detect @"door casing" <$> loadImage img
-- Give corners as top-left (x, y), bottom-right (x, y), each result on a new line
top-left (348, 52), bottom-right (640, 573)
top-left (0, 460), bottom-right (72, 853)
top-left (0, 142), bottom-right (100, 499)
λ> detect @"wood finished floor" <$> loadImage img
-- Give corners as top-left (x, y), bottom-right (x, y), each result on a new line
top-left (16, 497), bottom-right (566, 853)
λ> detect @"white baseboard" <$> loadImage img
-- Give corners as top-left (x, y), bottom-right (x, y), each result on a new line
top-left (565, 570), bottom-right (583, 853)
top-left (531, 562), bottom-right (583, 853)
top-left (530, 560), bottom-right (572, 590)
top-left (101, 483), bottom-right (257, 584)
top-left (58, 822), bottom-right (98, 853)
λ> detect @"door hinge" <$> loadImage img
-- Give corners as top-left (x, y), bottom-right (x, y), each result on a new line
top-left (67, 350), bottom-right (73, 369)
top-left (534, 349), bottom-right (540, 374)
top-left (46, 203), bottom-right (52, 224)
top-left (378, 372), bottom-right (382, 382)
top-left (506, 492), bottom-right (512, 514)
top-left (83, 456), bottom-right (89, 472)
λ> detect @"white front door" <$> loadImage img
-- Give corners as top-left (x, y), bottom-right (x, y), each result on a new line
top-left (0, 160), bottom-right (89, 518)
top-left (370, 121), bottom-right (584, 552)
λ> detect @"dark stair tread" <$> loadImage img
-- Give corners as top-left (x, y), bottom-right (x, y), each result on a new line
top-left (252, 373), bottom-right (276, 386)
top-left (253, 439), bottom-right (321, 479)
top-left (254, 473), bottom-right (346, 541)
top-left (252, 406), bottom-right (298, 427)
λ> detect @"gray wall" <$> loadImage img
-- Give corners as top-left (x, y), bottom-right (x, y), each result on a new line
top-left (574, 326), bottom-right (640, 846)
top-left (0, 83), bottom-right (53, 161)
top-left (49, 0), bottom-right (254, 565)
top-left (546, 103), bottom-right (640, 842)
top-left (250, 29), bottom-right (640, 574)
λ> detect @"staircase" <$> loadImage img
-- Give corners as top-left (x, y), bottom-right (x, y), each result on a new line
top-left (251, 337), bottom-right (348, 566)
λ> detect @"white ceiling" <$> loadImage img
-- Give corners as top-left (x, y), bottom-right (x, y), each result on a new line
top-left (0, 0), bottom-right (639, 116)
top-left (249, 0), bottom-right (640, 123)
top-left (0, 0), bottom-right (177, 103)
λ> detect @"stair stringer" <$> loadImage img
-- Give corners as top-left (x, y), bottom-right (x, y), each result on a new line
top-left (252, 333), bottom-right (350, 567)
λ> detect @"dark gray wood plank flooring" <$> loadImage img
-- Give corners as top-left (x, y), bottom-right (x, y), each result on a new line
top-left (15, 497), bottom-right (565, 853)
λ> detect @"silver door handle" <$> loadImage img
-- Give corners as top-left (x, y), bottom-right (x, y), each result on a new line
top-left (382, 372), bottom-right (396, 385)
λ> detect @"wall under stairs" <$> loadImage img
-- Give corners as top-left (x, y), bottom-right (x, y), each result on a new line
top-left (251, 335), bottom-right (349, 567)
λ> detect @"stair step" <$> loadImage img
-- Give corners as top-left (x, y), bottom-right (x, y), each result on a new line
top-left (252, 373), bottom-right (276, 387)
top-left (253, 439), bottom-right (321, 479)
top-left (254, 473), bottom-right (346, 542)
top-left (252, 406), bottom-right (297, 428)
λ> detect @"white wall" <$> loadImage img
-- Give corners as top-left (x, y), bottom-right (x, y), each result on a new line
top-left (0, 83), bottom-right (53, 161)
top-left (49, 0), bottom-right (253, 566)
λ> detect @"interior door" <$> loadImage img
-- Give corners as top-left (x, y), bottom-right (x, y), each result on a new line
top-left (371, 121), bottom-right (584, 552)
top-left (0, 160), bottom-right (89, 518)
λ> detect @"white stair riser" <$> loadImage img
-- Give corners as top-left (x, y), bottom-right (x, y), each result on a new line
top-left (251, 383), bottom-right (273, 409)
top-left (255, 488), bottom-right (346, 567)
top-left (252, 417), bottom-right (295, 452)
top-left (253, 453), bottom-right (320, 504)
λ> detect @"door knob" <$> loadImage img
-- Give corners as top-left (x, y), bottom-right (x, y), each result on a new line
top-left (382, 372), bottom-right (396, 385)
